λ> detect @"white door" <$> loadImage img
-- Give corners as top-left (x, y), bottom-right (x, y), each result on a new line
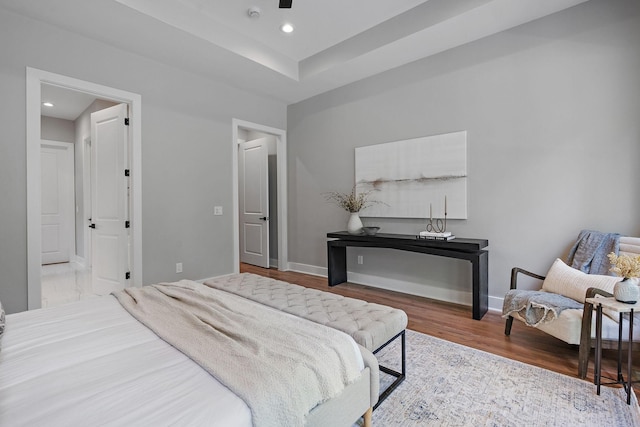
top-left (41, 141), bottom-right (75, 265)
top-left (90, 104), bottom-right (130, 295)
top-left (239, 139), bottom-right (269, 268)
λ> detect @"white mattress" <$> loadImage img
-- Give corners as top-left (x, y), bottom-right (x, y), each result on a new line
top-left (0, 296), bottom-right (252, 427)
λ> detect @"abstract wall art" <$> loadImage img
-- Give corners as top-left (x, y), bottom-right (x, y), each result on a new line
top-left (355, 131), bottom-right (467, 219)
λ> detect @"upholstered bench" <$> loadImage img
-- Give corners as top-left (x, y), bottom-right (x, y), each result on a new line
top-left (204, 273), bottom-right (408, 408)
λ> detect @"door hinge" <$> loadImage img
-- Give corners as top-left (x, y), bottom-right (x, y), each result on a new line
top-left (126, 271), bottom-right (131, 280)
top-left (124, 118), bottom-right (130, 126)
top-left (125, 169), bottom-right (130, 177)
top-left (125, 220), bottom-right (130, 229)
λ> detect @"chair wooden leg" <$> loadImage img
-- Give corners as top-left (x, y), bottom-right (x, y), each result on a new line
top-left (578, 300), bottom-right (595, 379)
top-left (363, 407), bottom-right (372, 427)
top-left (578, 331), bottom-right (592, 379)
top-left (578, 344), bottom-right (590, 379)
top-left (505, 316), bottom-right (514, 336)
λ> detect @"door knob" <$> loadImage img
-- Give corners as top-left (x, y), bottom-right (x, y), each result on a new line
top-left (88, 223), bottom-right (96, 229)
top-left (259, 217), bottom-right (269, 221)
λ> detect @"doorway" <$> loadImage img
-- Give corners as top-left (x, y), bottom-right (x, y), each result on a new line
top-left (40, 101), bottom-right (130, 307)
top-left (232, 119), bottom-right (288, 273)
top-left (26, 68), bottom-right (142, 310)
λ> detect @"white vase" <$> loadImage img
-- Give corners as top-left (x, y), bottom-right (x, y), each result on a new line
top-left (613, 277), bottom-right (640, 304)
top-left (347, 212), bottom-right (363, 235)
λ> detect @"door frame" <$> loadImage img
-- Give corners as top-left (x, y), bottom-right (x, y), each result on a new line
top-left (26, 67), bottom-right (142, 310)
top-left (232, 119), bottom-right (288, 273)
top-left (83, 135), bottom-right (92, 268)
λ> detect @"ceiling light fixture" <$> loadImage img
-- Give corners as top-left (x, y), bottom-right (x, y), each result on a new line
top-left (42, 102), bottom-right (54, 107)
top-left (280, 23), bottom-right (294, 34)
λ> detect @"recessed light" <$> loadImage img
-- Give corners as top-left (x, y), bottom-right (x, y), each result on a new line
top-left (280, 23), bottom-right (294, 33)
top-left (42, 102), bottom-right (54, 107)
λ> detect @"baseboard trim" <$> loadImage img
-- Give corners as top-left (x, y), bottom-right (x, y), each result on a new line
top-left (287, 262), bottom-right (502, 313)
top-left (287, 262), bottom-right (328, 277)
top-left (488, 296), bottom-right (504, 313)
top-left (348, 271), bottom-right (472, 307)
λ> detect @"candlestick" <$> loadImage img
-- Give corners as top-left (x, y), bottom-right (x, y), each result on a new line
top-left (425, 198), bottom-right (447, 233)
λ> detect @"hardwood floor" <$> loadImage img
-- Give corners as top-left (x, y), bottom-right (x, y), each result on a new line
top-left (240, 263), bottom-right (639, 398)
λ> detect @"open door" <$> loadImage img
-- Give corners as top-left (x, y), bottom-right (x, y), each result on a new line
top-left (239, 138), bottom-right (269, 268)
top-left (90, 103), bottom-right (130, 294)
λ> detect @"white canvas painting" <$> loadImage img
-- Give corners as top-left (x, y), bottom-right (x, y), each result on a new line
top-left (355, 131), bottom-right (467, 219)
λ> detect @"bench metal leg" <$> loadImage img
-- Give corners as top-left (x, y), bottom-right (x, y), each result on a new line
top-left (373, 330), bottom-right (406, 410)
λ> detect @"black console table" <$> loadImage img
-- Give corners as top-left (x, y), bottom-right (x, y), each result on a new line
top-left (327, 231), bottom-right (489, 320)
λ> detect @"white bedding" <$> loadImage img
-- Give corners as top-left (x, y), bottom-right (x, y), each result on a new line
top-left (0, 294), bottom-right (365, 426)
top-left (0, 296), bottom-right (252, 427)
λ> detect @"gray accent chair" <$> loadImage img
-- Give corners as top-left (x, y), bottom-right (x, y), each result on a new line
top-left (505, 236), bottom-right (640, 379)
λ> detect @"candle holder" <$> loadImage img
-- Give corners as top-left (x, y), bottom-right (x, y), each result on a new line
top-left (425, 213), bottom-right (447, 233)
top-left (425, 196), bottom-right (448, 233)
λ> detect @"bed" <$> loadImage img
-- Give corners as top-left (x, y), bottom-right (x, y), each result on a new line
top-left (0, 280), bottom-right (378, 427)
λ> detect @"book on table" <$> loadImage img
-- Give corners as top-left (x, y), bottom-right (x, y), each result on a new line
top-left (417, 231), bottom-right (456, 241)
top-left (419, 235), bottom-right (456, 241)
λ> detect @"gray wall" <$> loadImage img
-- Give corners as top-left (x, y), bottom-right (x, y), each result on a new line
top-left (0, 9), bottom-right (286, 313)
top-left (287, 0), bottom-right (640, 309)
top-left (41, 116), bottom-right (74, 143)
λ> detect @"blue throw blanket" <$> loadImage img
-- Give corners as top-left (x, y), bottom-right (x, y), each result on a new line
top-left (566, 230), bottom-right (619, 275)
top-left (502, 290), bottom-right (582, 327)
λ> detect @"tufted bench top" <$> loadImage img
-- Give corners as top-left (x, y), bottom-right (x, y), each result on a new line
top-left (204, 273), bottom-right (408, 352)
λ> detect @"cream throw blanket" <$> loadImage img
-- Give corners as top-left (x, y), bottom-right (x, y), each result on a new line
top-left (113, 280), bottom-right (361, 427)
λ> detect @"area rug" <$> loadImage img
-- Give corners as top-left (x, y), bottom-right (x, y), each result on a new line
top-left (365, 330), bottom-right (640, 426)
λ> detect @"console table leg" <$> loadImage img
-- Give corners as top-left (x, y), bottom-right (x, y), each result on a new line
top-left (327, 243), bottom-right (347, 286)
top-left (472, 251), bottom-right (489, 320)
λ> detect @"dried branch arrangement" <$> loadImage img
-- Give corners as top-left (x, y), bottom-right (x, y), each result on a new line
top-left (324, 186), bottom-right (380, 213)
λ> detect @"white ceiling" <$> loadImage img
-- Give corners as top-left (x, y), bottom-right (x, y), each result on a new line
top-left (1, 0), bottom-right (590, 107)
top-left (120, 0), bottom-right (430, 63)
top-left (41, 84), bottom-right (97, 121)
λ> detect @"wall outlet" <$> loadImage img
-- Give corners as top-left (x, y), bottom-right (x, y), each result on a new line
top-left (357, 255), bottom-right (363, 265)
top-left (176, 262), bottom-right (183, 273)
top-left (214, 206), bottom-right (223, 215)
